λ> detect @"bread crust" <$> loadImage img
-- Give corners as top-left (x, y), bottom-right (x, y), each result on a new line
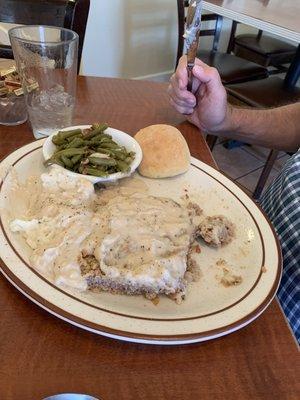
top-left (135, 124), bottom-right (191, 178)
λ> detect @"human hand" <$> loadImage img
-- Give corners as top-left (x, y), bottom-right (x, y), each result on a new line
top-left (168, 56), bottom-right (229, 133)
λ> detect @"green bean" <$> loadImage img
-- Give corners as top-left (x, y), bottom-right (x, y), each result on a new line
top-left (71, 154), bottom-right (83, 164)
top-left (66, 134), bottom-right (82, 143)
top-left (116, 159), bottom-right (130, 172)
top-left (96, 147), bottom-right (130, 160)
top-left (82, 130), bottom-right (101, 140)
top-left (125, 156), bottom-right (133, 164)
top-left (52, 136), bottom-right (66, 146)
top-left (79, 166), bottom-right (108, 177)
top-left (56, 143), bottom-right (68, 151)
top-left (61, 155), bottom-right (73, 168)
top-left (100, 142), bottom-right (120, 149)
top-left (83, 123), bottom-right (109, 139)
top-left (94, 122), bottom-right (108, 132)
top-left (54, 159), bottom-right (65, 167)
top-left (54, 147), bottom-right (87, 157)
top-left (88, 136), bottom-right (107, 146)
top-left (112, 150), bottom-right (128, 160)
top-left (56, 128), bottom-right (82, 140)
top-left (66, 137), bottom-right (85, 148)
top-left (88, 156), bottom-right (117, 167)
top-left (46, 123), bottom-right (135, 177)
top-left (99, 133), bottom-right (112, 140)
top-left (73, 163), bottom-right (80, 172)
top-left (88, 139), bottom-right (112, 149)
top-left (91, 122), bottom-right (108, 130)
top-left (86, 167), bottom-right (108, 177)
top-left (44, 156), bottom-right (64, 168)
top-left (96, 148), bottom-right (114, 156)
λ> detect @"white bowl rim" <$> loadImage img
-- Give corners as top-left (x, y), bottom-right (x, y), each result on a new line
top-left (42, 125), bottom-right (143, 183)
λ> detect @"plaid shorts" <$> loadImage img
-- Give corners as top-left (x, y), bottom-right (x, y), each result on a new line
top-left (260, 151), bottom-right (300, 343)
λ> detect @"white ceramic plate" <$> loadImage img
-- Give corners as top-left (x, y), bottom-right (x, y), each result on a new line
top-left (0, 140), bottom-right (282, 345)
top-left (43, 125), bottom-right (143, 183)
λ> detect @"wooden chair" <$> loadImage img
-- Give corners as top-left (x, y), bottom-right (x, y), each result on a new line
top-left (227, 21), bottom-right (297, 74)
top-left (0, 0), bottom-right (90, 73)
top-left (176, 1), bottom-right (268, 85)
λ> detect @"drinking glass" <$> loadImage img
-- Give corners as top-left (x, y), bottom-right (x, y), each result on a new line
top-left (9, 25), bottom-right (78, 139)
top-left (43, 394), bottom-right (99, 400)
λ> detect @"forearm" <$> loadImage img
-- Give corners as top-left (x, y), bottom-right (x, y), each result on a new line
top-left (213, 103), bottom-right (300, 152)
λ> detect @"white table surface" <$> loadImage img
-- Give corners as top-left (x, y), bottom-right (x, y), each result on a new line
top-left (203, 0), bottom-right (300, 42)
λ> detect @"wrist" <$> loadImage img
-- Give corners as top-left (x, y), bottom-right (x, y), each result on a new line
top-left (210, 103), bottom-right (237, 134)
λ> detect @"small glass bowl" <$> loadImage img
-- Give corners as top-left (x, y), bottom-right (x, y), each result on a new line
top-left (0, 92), bottom-right (27, 126)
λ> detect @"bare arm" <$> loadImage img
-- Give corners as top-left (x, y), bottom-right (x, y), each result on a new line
top-left (217, 103), bottom-right (300, 152)
top-left (168, 56), bottom-right (300, 152)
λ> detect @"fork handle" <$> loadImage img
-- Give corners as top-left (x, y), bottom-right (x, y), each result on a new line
top-left (187, 63), bottom-right (194, 92)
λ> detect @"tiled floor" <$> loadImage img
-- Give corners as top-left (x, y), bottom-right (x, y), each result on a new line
top-left (211, 139), bottom-right (290, 198)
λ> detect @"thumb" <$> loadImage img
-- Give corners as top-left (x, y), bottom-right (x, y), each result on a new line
top-left (192, 65), bottom-right (222, 92)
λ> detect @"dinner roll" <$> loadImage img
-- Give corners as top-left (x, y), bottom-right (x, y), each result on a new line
top-left (135, 124), bottom-right (190, 178)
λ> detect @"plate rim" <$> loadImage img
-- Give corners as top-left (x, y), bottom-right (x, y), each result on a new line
top-left (1, 146), bottom-right (269, 322)
top-left (0, 139), bottom-right (282, 344)
top-left (0, 266), bottom-right (280, 345)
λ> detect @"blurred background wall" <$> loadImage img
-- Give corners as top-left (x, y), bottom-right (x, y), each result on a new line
top-left (81, 0), bottom-right (257, 80)
top-left (81, 0), bottom-right (178, 79)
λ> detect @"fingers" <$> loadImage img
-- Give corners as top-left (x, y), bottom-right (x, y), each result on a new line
top-left (169, 97), bottom-right (194, 115)
top-left (178, 56), bottom-right (223, 94)
top-left (171, 55), bottom-right (218, 100)
top-left (176, 57), bottom-right (201, 94)
top-left (177, 56), bottom-right (189, 89)
top-left (169, 55), bottom-right (223, 116)
top-left (168, 76), bottom-right (196, 105)
top-left (168, 82), bottom-right (195, 114)
top-left (177, 56), bottom-right (206, 83)
top-left (168, 85), bottom-right (193, 107)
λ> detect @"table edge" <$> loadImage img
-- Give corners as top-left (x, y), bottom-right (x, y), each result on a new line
top-left (203, 1), bottom-right (300, 42)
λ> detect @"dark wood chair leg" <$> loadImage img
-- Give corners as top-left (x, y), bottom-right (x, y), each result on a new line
top-left (175, 0), bottom-right (185, 68)
top-left (206, 134), bottom-right (218, 151)
top-left (253, 149), bottom-right (279, 200)
top-left (284, 44), bottom-right (300, 87)
top-left (227, 20), bottom-right (238, 54)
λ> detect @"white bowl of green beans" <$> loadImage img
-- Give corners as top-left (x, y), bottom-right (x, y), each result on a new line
top-left (42, 124), bottom-right (143, 183)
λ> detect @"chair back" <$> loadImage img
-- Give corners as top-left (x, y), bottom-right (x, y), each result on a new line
top-left (226, 21), bottom-right (263, 54)
top-left (0, 0), bottom-right (90, 72)
top-left (176, 0), bottom-right (223, 67)
top-left (199, 14), bottom-right (223, 52)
